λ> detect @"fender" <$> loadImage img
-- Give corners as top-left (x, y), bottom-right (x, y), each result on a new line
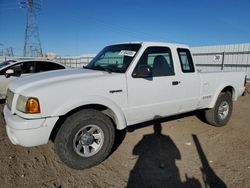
top-left (208, 84), bottom-right (236, 109)
top-left (51, 95), bottom-right (127, 130)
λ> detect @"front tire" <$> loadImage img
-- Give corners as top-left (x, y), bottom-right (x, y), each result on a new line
top-left (205, 92), bottom-right (233, 127)
top-left (54, 109), bottom-right (115, 169)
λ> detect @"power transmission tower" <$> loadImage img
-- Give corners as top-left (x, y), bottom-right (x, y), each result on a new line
top-left (6, 47), bottom-right (14, 56)
top-left (21, 0), bottom-right (43, 57)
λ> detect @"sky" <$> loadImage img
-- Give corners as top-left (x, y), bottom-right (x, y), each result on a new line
top-left (0, 0), bottom-right (250, 56)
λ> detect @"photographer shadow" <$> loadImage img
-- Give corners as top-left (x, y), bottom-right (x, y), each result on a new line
top-left (127, 121), bottom-right (201, 188)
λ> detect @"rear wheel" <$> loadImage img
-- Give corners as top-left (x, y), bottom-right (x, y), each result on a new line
top-left (205, 92), bottom-right (233, 127)
top-left (54, 109), bottom-right (115, 169)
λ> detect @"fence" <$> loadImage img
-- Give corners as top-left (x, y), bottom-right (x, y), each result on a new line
top-left (191, 43), bottom-right (250, 80)
top-left (0, 55), bottom-right (95, 68)
top-left (1, 43), bottom-right (250, 79)
top-left (54, 56), bottom-right (95, 68)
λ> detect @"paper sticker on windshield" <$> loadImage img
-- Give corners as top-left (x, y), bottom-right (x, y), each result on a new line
top-left (119, 50), bottom-right (136, 57)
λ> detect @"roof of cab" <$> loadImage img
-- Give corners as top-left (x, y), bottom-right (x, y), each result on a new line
top-left (108, 41), bottom-right (189, 49)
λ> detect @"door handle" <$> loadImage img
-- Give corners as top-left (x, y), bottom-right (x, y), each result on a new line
top-left (172, 81), bottom-right (181, 85)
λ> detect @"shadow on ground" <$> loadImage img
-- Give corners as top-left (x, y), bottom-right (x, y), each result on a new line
top-left (127, 110), bottom-right (207, 133)
top-left (192, 134), bottom-right (227, 188)
top-left (126, 120), bottom-right (227, 188)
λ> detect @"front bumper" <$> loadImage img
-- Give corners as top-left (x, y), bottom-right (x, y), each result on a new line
top-left (3, 105), bottom-right (59, 147)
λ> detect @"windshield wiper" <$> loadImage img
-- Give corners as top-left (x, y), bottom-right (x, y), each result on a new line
top-left (83, 66), bottom-right (91, 70)
top-left (99, 66), bottom-right (112, 73)
top-left (86, 65), bottom-right (112, 74)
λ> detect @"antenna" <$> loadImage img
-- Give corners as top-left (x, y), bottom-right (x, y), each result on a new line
top-left (21, 0), bottom-right (43, 57)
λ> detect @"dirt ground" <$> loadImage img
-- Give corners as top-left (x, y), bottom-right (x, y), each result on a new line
top-left (0, 85), bottom-right (250, 188)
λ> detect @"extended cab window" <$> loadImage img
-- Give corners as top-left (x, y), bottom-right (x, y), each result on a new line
top-left (134, 46), bottom-right (174, 77)
top-left (177, 48), bottom-right (195, 73)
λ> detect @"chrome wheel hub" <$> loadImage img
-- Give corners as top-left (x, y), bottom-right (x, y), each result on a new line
top-left (80, 133), bottom-right (94, 145)
top-left (218, 101), bottom-right (229, 120)
top-left (73, 125), bottom-right (104, 157)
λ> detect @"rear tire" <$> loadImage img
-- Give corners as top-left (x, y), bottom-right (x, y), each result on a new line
top-left (54, 109), bottom-right (115, 169)
top-left (205, 92), bottom-right (233, 127)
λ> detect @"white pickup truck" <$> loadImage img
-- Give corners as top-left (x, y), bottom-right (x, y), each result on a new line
top-left (3, 42), bottom-right (246, 169)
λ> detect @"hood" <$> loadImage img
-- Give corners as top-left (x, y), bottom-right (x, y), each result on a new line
top-left (9, 68), bottom-right (110, 95)
top-left (8, 67), bottom-right (127, 118)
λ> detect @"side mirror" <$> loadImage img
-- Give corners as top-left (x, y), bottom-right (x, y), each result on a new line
top-left (133, 65), bottom-right (153, 78)
top-left (5, 69), bottom-right (14, 78)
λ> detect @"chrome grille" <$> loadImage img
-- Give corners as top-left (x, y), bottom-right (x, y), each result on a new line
top-left (6, 89), bottom-right (14, 110)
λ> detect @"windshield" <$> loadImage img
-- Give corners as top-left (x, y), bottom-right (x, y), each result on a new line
top-left (0, 60), bottom-right (16, 69)
top-left (85, 44), bottom-right (141, 73)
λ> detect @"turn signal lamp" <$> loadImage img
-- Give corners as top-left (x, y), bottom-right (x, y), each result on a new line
top-left (26, 98), bottom-right (40, 113)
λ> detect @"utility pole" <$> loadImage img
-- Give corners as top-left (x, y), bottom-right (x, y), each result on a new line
top-left (21, 0), bottom-right (43, 57)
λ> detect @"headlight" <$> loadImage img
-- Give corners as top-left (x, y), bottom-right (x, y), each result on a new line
top-left (16, 95), bottom-right (41, 114)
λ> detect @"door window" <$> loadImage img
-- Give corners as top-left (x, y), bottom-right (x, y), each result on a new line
top-left (134, 47), bottom-right (174, 77)
top-left (1, 62), bottom-right (35, 76)
top-left (21, 62), bottom-right (36, 73)
top-left (35, 61), bottom-right (65, 72)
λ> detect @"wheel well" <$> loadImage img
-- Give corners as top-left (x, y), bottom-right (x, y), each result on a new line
top-left (221, 86), bottom-right (235, 99)
top-left (49, 104), bottom-right (117, 142)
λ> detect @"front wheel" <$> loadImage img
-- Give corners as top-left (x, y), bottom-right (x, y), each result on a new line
top-left (54, 109), bottom-right (115, 169)
top-left (205, 92), bottom-right (233, 127)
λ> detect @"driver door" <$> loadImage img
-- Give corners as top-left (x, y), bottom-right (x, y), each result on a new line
top-left (126, 46), bottom-right (182, 124)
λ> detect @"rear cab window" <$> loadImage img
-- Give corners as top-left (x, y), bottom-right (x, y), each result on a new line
top-left (177, 48), bottom-right (195, 73)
